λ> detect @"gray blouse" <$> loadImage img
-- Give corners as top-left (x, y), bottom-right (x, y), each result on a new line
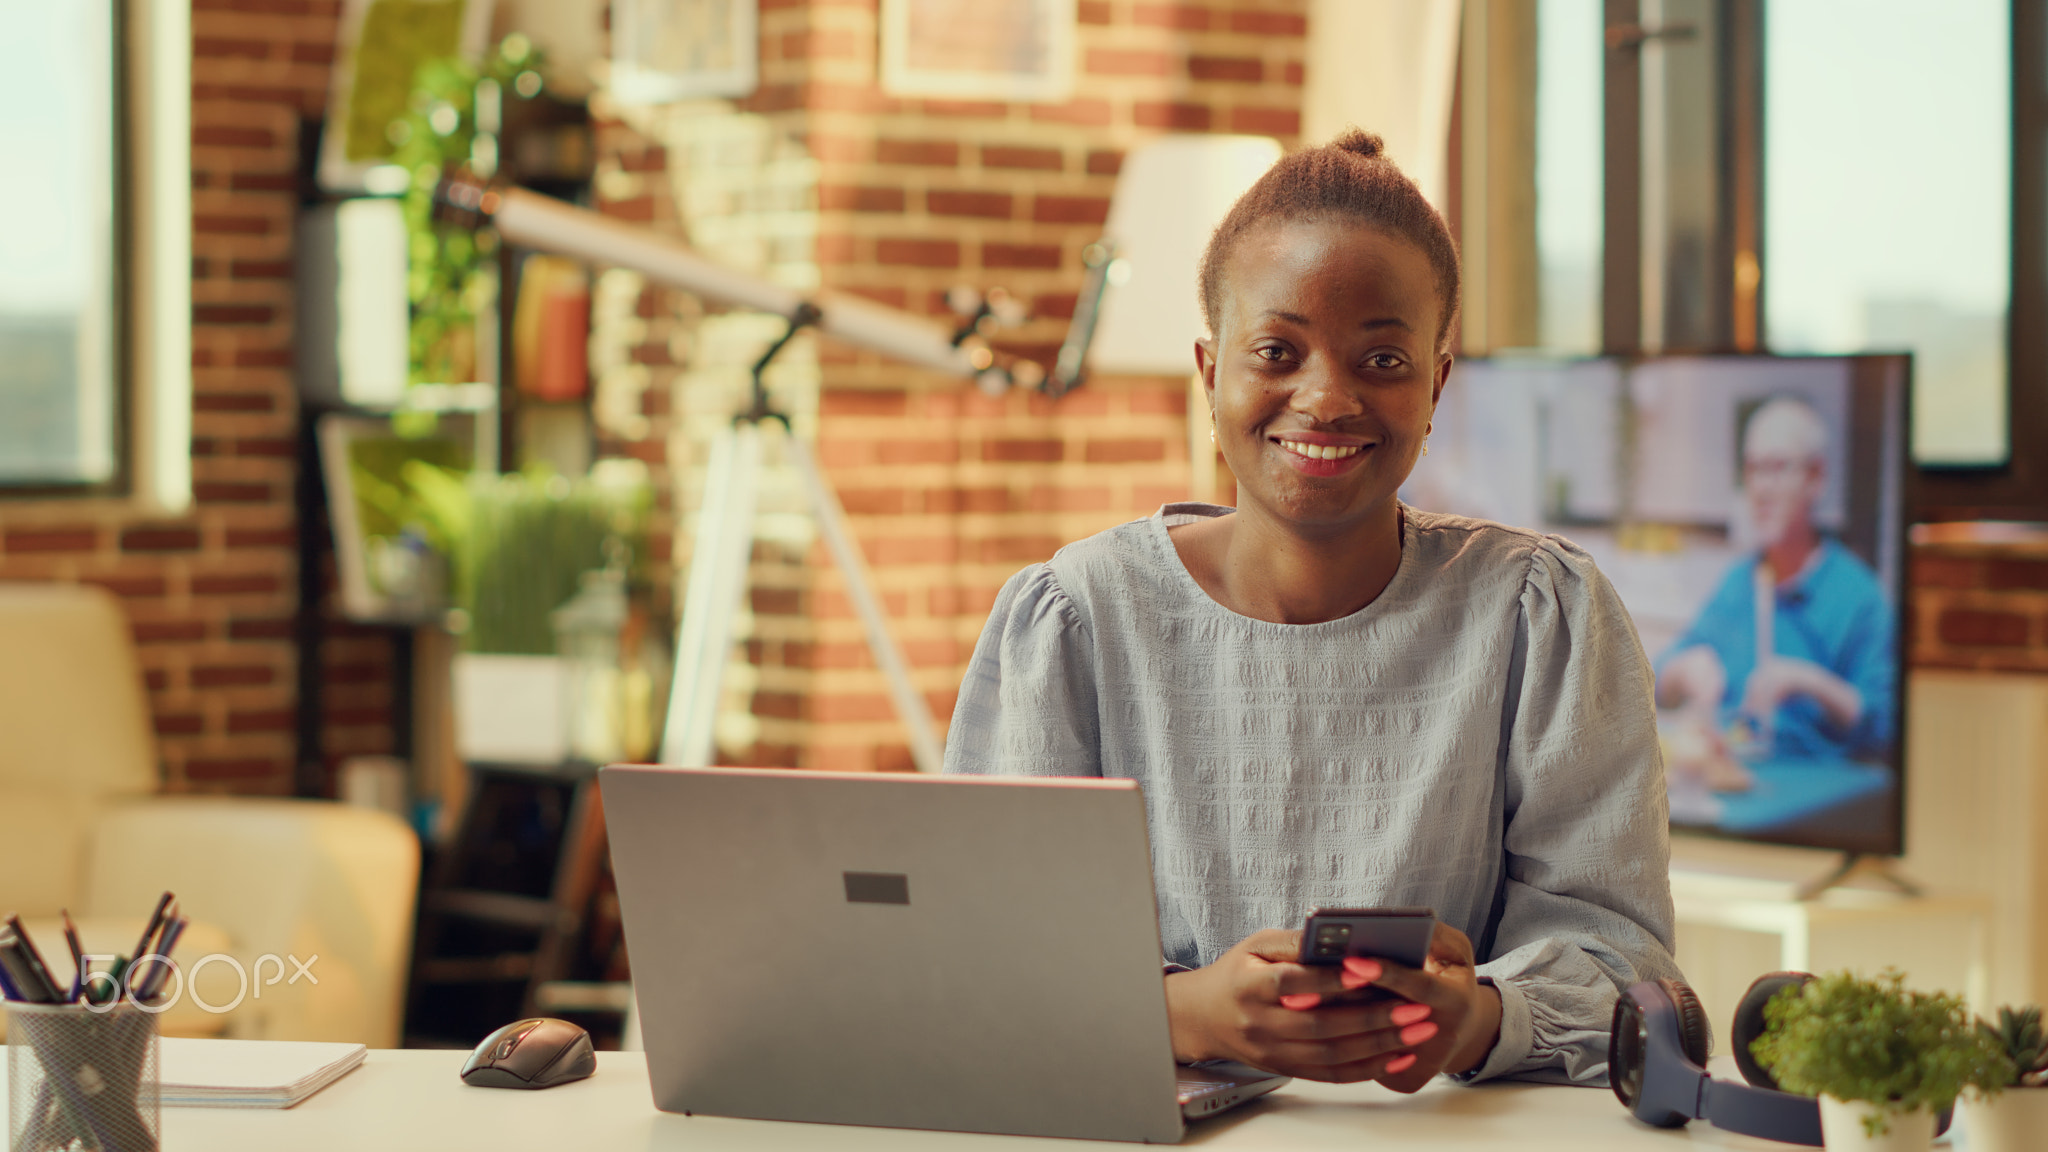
top-left (942, 503), bottom-right (1681, 1085)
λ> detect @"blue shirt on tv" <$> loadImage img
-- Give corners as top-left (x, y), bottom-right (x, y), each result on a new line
top-left (1663, 539), bottom-right (1896, 761)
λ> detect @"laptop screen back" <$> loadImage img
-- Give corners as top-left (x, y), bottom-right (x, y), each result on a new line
top-left (601, 766), bottom-right (1187, 1143)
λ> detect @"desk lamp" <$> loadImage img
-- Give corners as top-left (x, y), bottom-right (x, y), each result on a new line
top-left (1086, 135), bottom-right (1282, 501)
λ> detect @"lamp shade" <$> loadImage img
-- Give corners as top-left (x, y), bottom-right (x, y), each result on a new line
top-left (1088, 134), bottom-right (1282, 376)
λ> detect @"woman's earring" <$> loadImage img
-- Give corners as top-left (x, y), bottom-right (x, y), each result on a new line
top-left (1421, 436), bottom-right (1430, 457)
top-left (1208, 423), bottom-right (1217, 445)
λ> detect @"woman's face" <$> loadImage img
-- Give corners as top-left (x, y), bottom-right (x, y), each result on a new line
top-left (1197, 218), bottom-right (1451, 536)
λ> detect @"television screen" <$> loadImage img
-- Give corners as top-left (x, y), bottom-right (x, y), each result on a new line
top-left (1404, 355), bottom-right (1910, 855)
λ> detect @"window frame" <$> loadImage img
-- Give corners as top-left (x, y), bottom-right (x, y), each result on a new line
top-left (0, 0), bottom-right (128, 497)
top-left (1914, 0), bottom-right (2048, 520)
top-left (0, 0), bottom-right (190, 513)
top-left (1601, 0), bottom-right (2044, 521)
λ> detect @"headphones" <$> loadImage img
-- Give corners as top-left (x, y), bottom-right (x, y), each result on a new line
top-left (1609, 973), bottom-right (1953, 1146)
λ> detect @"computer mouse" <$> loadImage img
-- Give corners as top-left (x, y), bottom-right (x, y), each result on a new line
top-left (459, 1018), bottom-right (596, 1089)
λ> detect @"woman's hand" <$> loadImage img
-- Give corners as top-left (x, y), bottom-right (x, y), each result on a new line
top-left (1164, 924), bottom-right (1500, 1087)
top-left (1353, 921), bottom-right (1503, 1092)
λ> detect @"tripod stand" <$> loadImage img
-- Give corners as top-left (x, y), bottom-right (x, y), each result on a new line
top-left (658, 307), bottom-right (943, 773)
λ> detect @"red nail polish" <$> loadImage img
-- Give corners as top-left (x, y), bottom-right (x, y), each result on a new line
top-left (1342, 956), bottom-right (1382, 981)
top-left (1385, 1053), bottom-right (1418, 1074)
top-left (1399, 1021), bottom-right (1438, 1045)
top-left (1339, 969), bottom-right (1368, 990)
top-left (1278, 993), bottom-right (1321, 1010)
top-left (1390, 1003), bottom-right (1432, 1026)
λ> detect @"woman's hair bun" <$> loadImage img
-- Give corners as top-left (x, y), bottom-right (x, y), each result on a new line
top-left (1332, 129), bottom-right (1387, 159)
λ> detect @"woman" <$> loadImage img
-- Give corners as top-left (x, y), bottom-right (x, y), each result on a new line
top-left (943, 131), bottom-right (1678, 1089)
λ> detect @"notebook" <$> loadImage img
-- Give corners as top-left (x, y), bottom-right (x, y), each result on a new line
top-left (158, 1038), bottom-right (367, 1108)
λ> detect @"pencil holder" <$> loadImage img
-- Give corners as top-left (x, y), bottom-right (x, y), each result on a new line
top-left (6, 1003), bottom-right (159, 1152)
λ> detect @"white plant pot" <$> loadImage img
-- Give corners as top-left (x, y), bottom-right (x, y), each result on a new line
top-left (1817, 1095), bottom-right (1935, 1152)
top-left (1961, 1087), bottom-right (2048, 1152)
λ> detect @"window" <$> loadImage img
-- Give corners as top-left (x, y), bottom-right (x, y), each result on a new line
top-left (1575, 0), bottom-right (2040, 516)
top-left (0, 0), bottom-right (188, 510)
top-left (1536, 0), bottom-right (1605, 353)
top-left (0, 0), bottom-right (121, 488)
top-left (1763, 0), bottom-right (2011, 468)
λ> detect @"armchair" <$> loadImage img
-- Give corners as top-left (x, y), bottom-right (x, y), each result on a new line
top-left (0, 583), bottom-right (418, 1046)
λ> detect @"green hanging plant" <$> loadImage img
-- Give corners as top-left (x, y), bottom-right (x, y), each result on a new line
top-left (386, 33), bottom-right (546, 391)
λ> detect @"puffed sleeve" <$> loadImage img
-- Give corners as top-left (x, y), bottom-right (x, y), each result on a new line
top-left (1464, 536), bottom-right (1682, 1085)
top-left (942, 563), bottom-right (1102, 779)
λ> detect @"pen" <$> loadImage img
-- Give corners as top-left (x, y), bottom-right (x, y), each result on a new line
top-left (136, 921), bottom-right (177, 1003)
top-left (87, 956), bottom-right (129, 1008)
top-left (143, 900), bottom-right (176, 961)
top-left (126, 891), bottom-right (173, 976)
top-left (3, 917), bottom-right (65, 1003)
top-left (127, 900), bottom-right (179, 1002)
top-left (138, 919), bottom-right (187, 1003)
top-left (61, 910), bottom-right (84, 1002)
top-left (0, 929), bottom-right (60, 1003)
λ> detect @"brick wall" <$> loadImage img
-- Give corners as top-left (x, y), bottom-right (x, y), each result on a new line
top-left (1910, 540), bottom-right (2048, 674)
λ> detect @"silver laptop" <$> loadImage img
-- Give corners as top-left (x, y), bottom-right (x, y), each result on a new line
top-left (601, 765), bottom-right (1289, 1143)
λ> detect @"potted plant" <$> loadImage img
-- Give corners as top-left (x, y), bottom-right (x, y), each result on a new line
top-left (1749, 970), bottom-right (2012, 1152)
top-left (1961, 1005), bottom-right (2048, 1152)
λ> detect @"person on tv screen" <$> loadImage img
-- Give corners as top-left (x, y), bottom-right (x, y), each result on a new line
top-left (945, 131), bottom-right (1679, 1090)
top-left (1655, 397), bottom-right (1896, 790)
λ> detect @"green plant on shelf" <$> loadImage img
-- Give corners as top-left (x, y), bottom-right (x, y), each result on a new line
top-left (386, 33), bottom-right (546, 392)
top-left (348, 454), bottom-right (648, 652)
top-left (455, 467), bottom-right (651, 656)
top-left (1750, 969), bottom-right (2013, 1137)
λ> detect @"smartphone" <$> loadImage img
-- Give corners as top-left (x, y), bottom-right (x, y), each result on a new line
top-left (1299, 907), bottom-right (1437, 969)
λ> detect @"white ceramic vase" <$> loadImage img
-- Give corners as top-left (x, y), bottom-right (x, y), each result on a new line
top-left (1816, 1095), bottom-right (1935, 1152)
top-left (1961, 1087), bottom-right (2048, 1152)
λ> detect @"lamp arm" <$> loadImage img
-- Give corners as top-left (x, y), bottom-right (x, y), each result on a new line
top-left (1050, 241), bottom-right (1115, 397)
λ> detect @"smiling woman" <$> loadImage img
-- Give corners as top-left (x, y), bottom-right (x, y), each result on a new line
top-left (945, 131), bottom-right (1681, 1094)
top-left (1180, 211), bottom-right (1445, 623)
top-left (1177, 132), bottom-right (1457, 623)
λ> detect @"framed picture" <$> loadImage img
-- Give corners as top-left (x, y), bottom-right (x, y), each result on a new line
top-left (880, 0), bottom-right (1076, 102)
top-left (318, 0), bottom-right (494, 193)
top-left (317, 413), bottom-right (479, 623)
top-left (610, 0), bottom-right (759, 105)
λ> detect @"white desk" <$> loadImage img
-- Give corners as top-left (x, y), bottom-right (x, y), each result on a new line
top-left (1, 1049), bottom-right (1803, 1150)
